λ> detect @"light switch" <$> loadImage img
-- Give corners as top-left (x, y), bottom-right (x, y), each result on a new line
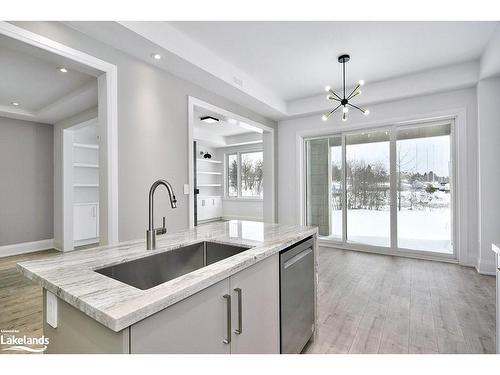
top-left (46, 291), bottom-right (58, 328)
top-left (183, 184), bottom-right (190, 194)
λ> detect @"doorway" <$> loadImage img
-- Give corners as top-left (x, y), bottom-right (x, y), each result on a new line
top-left (0, 22), bottom-right (118, 254)
top-left (188, 97), bottom-right (275, 228)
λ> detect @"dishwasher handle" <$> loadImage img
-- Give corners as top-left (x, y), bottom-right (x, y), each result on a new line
top-left (283, 248), bottom-right (312, 269)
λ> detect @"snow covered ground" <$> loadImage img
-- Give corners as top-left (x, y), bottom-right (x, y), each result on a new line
top-left (328, 207), bottom-right (452, 254)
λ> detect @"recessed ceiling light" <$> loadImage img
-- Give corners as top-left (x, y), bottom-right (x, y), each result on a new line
top-left (200, 116), bottom-right (219, 124)
top-left (151, 53), bottom-right (162, 60)
top-left (11, 102), bottom-right (20, 106)
top-left (57, 67), bottom-right (68, 73)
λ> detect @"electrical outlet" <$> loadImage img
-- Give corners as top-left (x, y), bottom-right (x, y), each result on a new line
top-left (183, 184), bottom-right (190, 195)
top-left (46, 291), bottom-right (58, 328)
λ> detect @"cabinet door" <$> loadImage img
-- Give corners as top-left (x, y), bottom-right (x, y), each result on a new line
top-left (214, 197), bottom-right (222, 218)
top-left (229, 254), bottom-right (280, 354)
top-left (197, 198), bottom-right (208, 221)
top-left (130, 279), bottom-right (231, 354)
top-left (74, 204), bottom-right (97, 241)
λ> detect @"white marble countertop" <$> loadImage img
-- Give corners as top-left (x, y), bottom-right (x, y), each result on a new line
top-left (17, 220), bottom-right (317, 332)
top-left (492, 243), bottom-right (500, 254)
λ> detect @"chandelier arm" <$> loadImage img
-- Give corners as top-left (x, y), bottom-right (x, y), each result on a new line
top-left (326, 104), bottom-right (342, 118)
top-left (329, 90), bottom-right (342, 101)
top-left (347, 84), bottom-right (361, 100)
top-left (347, 103), bottom-right (366, 113)
top-left (328, 96), bottom-right (341, 102)
top-left (348, 91), bottom-right (361, 100)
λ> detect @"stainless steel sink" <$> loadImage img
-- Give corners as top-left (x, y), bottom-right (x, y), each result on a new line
top-left (95, 241), bottom-right (250, 290)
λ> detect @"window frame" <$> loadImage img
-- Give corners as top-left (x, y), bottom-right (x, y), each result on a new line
top-left (225, 149), bottom-right (264, 200)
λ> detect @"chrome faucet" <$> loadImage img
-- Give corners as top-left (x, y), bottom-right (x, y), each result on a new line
top-left (146, 179), bottom-right (177, 250)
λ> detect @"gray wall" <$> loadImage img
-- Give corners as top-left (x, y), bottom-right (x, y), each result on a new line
top-left (0, 117), bottom-right (53, 246)
top-left (12, 22), bottom-right (277, 242)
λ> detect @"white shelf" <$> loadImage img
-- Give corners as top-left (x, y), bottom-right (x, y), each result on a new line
top-left (197, 171), bottom-right (222, 175)
top-left (74, 163), bottom-right (99, 168)
top-left (198, 184), bottom-right (222, 187)
top-left (74, 183), bottom-right (99, 188)
top-left (197, 158), bottom-right (222, 164)
top-left (74, 143), bottom-right (99, 150)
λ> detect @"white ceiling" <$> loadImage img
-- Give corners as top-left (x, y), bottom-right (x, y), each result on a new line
top-left (169, 21), bottom-right (497, 101)
top-left (0, 34), bottom-right (100, 124)
top-left (193, 107), bottom-right (262, 147)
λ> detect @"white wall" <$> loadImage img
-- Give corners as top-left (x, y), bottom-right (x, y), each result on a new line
top-left (477, 77), bottom-right (500, 274)
top-left (278, 87), bottom-right (478, 266)
top-left (14, 22), bottom-right (277, 243)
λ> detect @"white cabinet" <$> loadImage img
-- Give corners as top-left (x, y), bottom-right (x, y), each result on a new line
top-left (229, 254), bottom-right (280, 353)
top-left (130, 254), bottom-right (280, 354)
top-left (197, 196), bottom-right (222, 221)
top-left (131, 279), bottom-right (231, 354)
top-left (74, 203), bottom-right (99, 242)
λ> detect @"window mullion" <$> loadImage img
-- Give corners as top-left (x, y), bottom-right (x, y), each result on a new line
top-left (342, 135), bottom-right (347, 243)
top-left (237, 152), bottom-right (242, 198)
top-left (389, 126), bottom-right (398, 252)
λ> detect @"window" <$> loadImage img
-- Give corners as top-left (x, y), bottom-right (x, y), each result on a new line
top-left (227, 154), bottom-right (238, 197)
top-left (305, 121), bottom-right (454, 256)
top-left (226, 151), bottom-right (263, 198)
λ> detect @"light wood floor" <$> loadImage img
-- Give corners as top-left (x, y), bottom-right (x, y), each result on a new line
top-left (0, 248), bottom-right (496, 354)
top-left (0, 249), bottom-right (58, 354)
top-left (306, 248), bottom-right (496, 354)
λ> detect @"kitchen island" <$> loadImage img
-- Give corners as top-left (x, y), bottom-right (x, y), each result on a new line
top-left (17, 220), bottom-right (317, 354)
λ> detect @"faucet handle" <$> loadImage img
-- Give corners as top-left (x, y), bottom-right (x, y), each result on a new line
top-left (156, 216), bottom-right (167, 235)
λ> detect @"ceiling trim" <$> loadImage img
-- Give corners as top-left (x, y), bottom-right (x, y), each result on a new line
top-left (0, 80), bottom-right (97, 124)
top-left (118, 21), bottom-right (287, 116)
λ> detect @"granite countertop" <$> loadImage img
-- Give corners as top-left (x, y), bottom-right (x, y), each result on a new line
top-left (17, 220), bottom-right (317, 332)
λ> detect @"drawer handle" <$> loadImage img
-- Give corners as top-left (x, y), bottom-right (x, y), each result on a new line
top-left (223, 294), bottom-right (231, 344)
top-left (234, 288), bottom-right (242, 335)
top-left (284, 248), bottom-right (312, 269)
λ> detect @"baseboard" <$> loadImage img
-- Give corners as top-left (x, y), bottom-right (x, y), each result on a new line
top-left (0, 239), bottom-right (54, 258)
top-left (74, 237), bottom-right (99, 247)
top-left (222, 215), bottom-right (263, 222)
top-left (476, 259), bottom-right (497, 275)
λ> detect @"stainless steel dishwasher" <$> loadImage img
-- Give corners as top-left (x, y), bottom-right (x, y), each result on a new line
top-left (280, 236), bottom-right (315, 354)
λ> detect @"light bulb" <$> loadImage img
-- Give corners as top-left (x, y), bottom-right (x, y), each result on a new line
top-left (151, 53), bottom-right (162, 60)
top-left (326, 94), bottom-right (332, 100)
top-left (342, 106), bottom-right (349, 113)
top-left (342, 115), bottom-right (347, 122)
top-left (364, 109), bottom-right (370, 116)
top-left (356, 90), bottom-right (362, 95)
top-left (358, 80), bottom-right (365, 86)
top-left (11, 102), bottom-right (20, 106)
top-left (321, 114), bottom-right (328, 122)
top-left (324, 85), bottom-right (331, 92)
top-left (57, 67), bottom-right (68, 73)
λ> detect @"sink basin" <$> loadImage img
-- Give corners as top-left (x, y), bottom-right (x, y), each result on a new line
top-left (95, 241), bottom-right (251, 290)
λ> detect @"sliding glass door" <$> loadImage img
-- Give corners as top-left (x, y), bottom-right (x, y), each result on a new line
top-left (346, 131), bottom-right (391, 247)
top-left (305, 120), bottom-right (454, 257)
top-left (396, 124), bottom-right (452, 253)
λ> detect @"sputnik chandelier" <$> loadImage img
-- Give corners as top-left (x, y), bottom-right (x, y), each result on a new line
top-left (322, 54), bottom-right (370, 122)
